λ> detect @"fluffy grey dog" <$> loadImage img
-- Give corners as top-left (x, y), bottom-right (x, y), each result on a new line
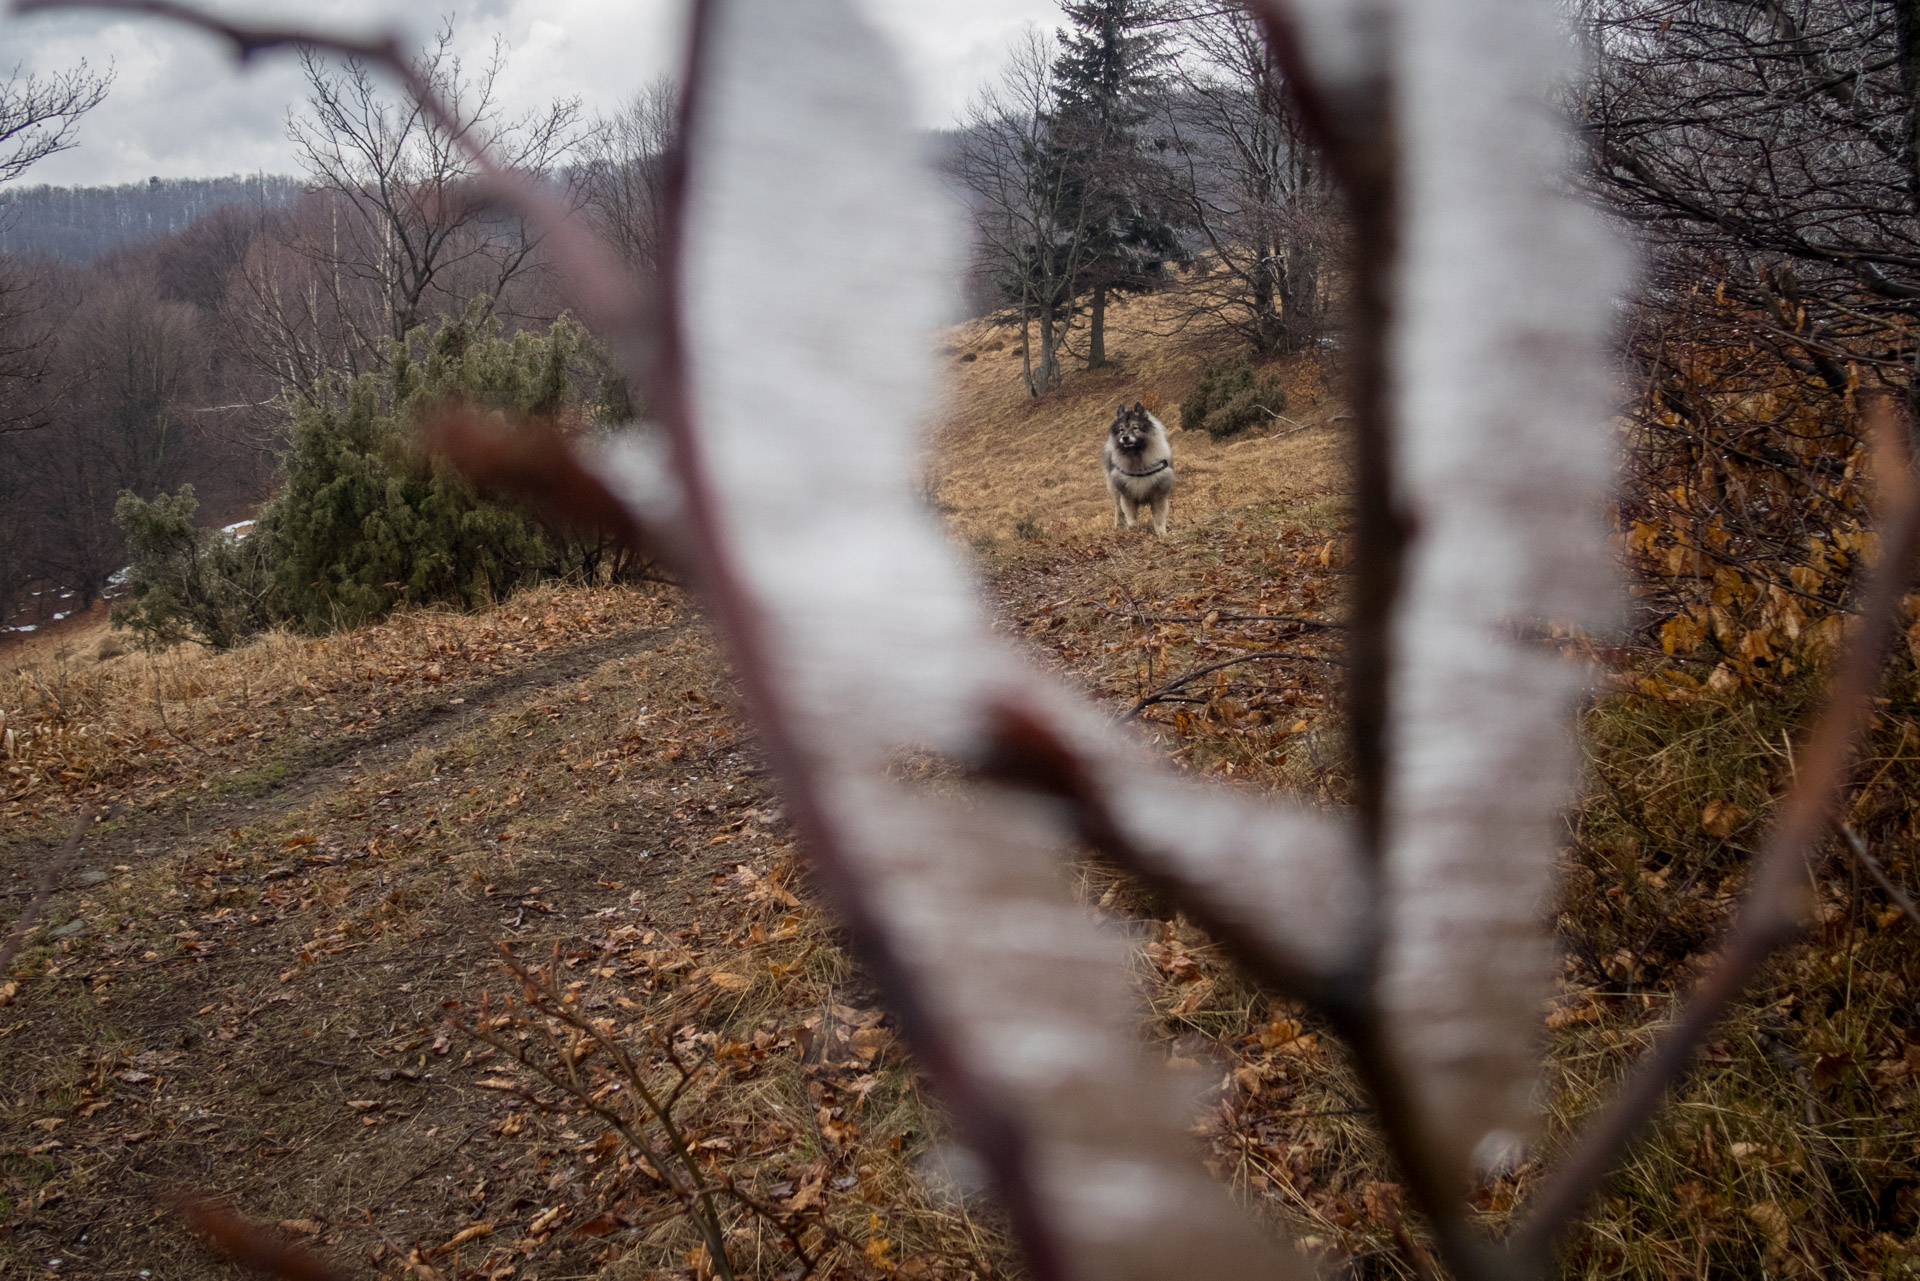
top-left (1103, 400), bottom-right (1175, 534)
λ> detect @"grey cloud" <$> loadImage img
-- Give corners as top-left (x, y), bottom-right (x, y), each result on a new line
top-left (1, 0), bottom-right (1055, 187)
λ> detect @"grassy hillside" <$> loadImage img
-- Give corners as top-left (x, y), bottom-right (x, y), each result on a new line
top-left (2, 282), bottom-right (1915, 1280)
top-left (931, 291), bottom-right (1344, 546)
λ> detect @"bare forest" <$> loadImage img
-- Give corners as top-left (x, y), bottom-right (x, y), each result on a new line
top-left (1, 2), bottom-right (1919, 1280)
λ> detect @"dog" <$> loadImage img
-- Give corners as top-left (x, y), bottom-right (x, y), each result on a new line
top-left (1103, 401), bottom-right (1175, 534)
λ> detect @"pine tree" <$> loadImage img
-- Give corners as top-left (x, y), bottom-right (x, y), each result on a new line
top-left (1050, 0), bottom-right (1182, 369)
top-left (256, 304), bottom-right (582, 630)
top-left (112, 484), bottom-right (275, 649)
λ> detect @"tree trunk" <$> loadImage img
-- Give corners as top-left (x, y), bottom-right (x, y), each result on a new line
top-left (1020, 313), bottom-right (1037, 398)
top-left (1088, 284), bottom-right (1108, 369)
top-left (1035, 306), bottom-right (1061, 394)
top-left (1253, 253), bottom-right (1279, 353)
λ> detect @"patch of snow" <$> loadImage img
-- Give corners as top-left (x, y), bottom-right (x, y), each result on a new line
top-left (108, 568), bottom-right (130, 587)
top-left (220, 520), bottom-right (256, 538)
top-left (51, 612), bottom-right (68, 620)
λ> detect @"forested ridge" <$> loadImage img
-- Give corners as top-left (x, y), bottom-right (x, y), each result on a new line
top-left (0, 174), bottom-right (302, 262)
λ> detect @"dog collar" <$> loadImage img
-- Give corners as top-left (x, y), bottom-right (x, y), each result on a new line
top-left (1112, 459), bottom-right (1171, 478)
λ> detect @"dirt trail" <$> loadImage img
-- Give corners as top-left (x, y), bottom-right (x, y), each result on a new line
top-left (0, 614), bottom-right (777, 1280)
top-left (3, 620), bottom-right (687, 889)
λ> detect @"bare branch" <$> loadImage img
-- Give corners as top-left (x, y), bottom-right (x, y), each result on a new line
top-left (0, 58), bottom-right (112, 183)
top-left (1126, 645), bottom-right (1343, 715)
top-left (1842, 825), bottom-right (1920, 930)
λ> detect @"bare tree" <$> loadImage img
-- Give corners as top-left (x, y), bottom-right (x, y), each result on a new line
top-left (1155, 1), bottom-right (1335, 353)
top-left (954, 30), bottom-right (1095, 396)
top-left (12, 5), bottom-right (1920, 1281)
top-left (0, 58), bottom-right (111, 435)
top-left (221, 194), bottom-right (389, 406)
top-left (1580, 1), bottom-right (1913, 397)
top-left (284, 22), bottom-right (584, 358)
top-left (0, 59), bottom-right (110, 620)
top-left (0, 248), bottom-right (63, 436)
top-left (0, 58), bottom-right (111, 184)
top-left (575, 76), bottom-right (679, 278)
top-left (17, 269), bottom-right (203, 605)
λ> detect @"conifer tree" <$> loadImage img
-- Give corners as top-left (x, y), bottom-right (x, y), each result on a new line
top-left (112, 484), bottom-right (274, 650)
top-left (1050, 0), bottom-right (1182, 368)
top-left (256, 304), bottom-right (580, 629)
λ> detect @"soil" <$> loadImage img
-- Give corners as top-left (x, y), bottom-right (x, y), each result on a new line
top-left (0, 614), bottom-right (796, 1280)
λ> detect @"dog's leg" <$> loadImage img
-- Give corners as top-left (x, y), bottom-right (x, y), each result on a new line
top-left (1110, 486), bottom-right (1128, 529)
top-left (1150, 493), bottom-right (1170, 535)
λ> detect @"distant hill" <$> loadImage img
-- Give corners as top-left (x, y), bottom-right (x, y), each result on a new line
top-left (0, 174), bottom-right (303, 262)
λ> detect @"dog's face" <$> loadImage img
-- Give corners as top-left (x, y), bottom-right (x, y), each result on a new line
top-left (1109, 401), bottom-right (1156, 454)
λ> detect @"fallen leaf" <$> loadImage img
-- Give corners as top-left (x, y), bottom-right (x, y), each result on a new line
top-left (785, 1168), bottom-right (825, 1212)
top-left (1700, 799), bottom-right (1746, 839)
top-left (441, 1223), bottom-right (492, 1250)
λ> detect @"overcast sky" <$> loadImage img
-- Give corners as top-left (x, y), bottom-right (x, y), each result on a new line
top-left (1, 0), bottom-right (1062, 187)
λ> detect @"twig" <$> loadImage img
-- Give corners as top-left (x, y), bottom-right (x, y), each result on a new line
top-left (1509, 394), bottom-right (1920, 1270)
top-left (148, 654), bottom-right (209, 755)
top-left (1198, 8), bottom-right (1499, 1276)
top-left (1841, 825), bottom-right (1920, 930)
top-left (1129, 648), bottom-right (1342, 715)
top-left (0, 807), bottom-right (96, 976)
top-left (980, 702), bottom-right (1351, 1005)
top-left (1097, 606), bottom-right (1344, 630)
top-left (484, 944), bottom-right (739, 1281)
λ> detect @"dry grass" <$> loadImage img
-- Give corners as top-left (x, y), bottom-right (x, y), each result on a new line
top-left (2, 584), bottom-right (676, 824)
top-left (930, 289), bottom-right (1345, 549)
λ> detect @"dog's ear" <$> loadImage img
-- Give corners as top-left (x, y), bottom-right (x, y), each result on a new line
top-left (1133, 400), bottom-right (1144, 413)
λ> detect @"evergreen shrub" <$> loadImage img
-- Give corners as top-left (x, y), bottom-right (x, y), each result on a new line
top-left (1180, 362), bottom-right (1288, 440)
top-left (114, 306), bottom-right (611, 645)
top-left (112, 484), bottom-right (274, 649)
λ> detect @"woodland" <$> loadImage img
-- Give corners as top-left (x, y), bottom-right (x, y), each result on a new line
top-left (0, 1), bottom-right (1917, 1280)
